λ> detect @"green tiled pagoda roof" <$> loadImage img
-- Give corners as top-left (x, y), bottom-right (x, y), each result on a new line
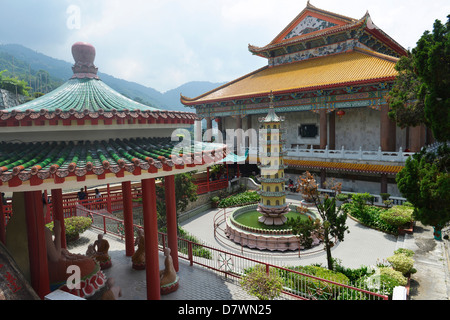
top-left (0, 137), bottom-right (226, 187)
top-left (10, 78), bottom-right (159, 113)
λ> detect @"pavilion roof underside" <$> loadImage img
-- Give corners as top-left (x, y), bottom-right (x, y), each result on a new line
top-left (181, 49), bottom-right (398, 105)
top-left (0, 137), bottom-right (226, 187)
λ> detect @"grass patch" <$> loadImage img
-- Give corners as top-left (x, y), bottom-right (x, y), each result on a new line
top-left (234, 210), bottom-right (310, 230)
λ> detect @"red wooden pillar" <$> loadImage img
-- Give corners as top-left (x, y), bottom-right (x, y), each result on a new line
top-left (122, 181), bottom-right (135, 257)
top-left (24, 191), bottom-right (50, 299)
top-left (141, 178), bottom-right (160, 300)
top-left (0, 193), bottom-right (5, 245)
top-left (164, 175), bottom-right (179, 272)
top-left (51, 189), bottom-right (67, 249)
top-left (106, 184), bottom-right (112, 213)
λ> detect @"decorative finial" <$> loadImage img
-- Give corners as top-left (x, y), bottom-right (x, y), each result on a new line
top-left (269, 91), bottom-right (274, 108)
top-left (71, 42), bottom-right (99, 79)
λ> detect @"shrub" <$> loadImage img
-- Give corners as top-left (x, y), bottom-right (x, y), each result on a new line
top-left (394, 248), bottom-right (415, 257)
top-left (46, 216), bottom-right (92, 242)
top-left (218, 191), bottom-right (260, 208)
top-left (387, 253), bottom-right (415, 275)
top-left (240, 265), bottom-right (284, 300)
top-left (378, 267), bottom-right (408, 286)
top-left (379, 205), bottom-right (414, 228)
top-left (282, 265), bottom-right (349, 300)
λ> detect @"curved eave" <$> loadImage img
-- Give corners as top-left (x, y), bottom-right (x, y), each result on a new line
top-left (181, 49), bottom-right (398, 107)
top-left (180, 66), bottom-right (268, 106)
top-left (0, 139), bottom-right (227, 192)
top-left (0, 109), bottom-right (198, 127)
top-left (181, 75), bottom-right (396, 107)
top-left (284, 159), bottom-right (404, 175)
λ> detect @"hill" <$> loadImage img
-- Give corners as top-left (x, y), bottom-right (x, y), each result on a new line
top-left (0, 43), bottom-right (225, 112)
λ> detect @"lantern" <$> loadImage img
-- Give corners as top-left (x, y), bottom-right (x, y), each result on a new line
top-left (336, 110), bottom-right (346, 119)
top-left (215, 118), bottom-right (220, 123)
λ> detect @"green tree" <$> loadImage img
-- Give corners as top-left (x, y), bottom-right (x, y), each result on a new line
top-left (413, 16), bottom-right (450, 142)
top-left (396, 144), bottom-right (450, 238)
top-left (389, 16), bottom-right (450, 239)
top-left (294, 172), bottom-right (349, 270)
top-left (156, 173), bottom-right (198, 226)
top-left (387, 16), bottom-right (450, 141)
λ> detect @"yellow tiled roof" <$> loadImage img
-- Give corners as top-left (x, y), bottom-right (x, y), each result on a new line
top-left (284, 159), bottom-right (404, 175)
top-left (181, 49), bottom-right (398, 105)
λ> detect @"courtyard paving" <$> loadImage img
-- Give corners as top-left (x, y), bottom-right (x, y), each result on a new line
top-left (66, 194), bottom-right (450, 301)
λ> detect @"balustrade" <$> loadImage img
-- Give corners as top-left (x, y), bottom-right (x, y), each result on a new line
top-left (285, 145), bottom-right (416, 163)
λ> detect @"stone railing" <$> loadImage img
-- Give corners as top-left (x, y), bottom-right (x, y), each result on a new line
top-left (285, 146), bottom-right (416, 163)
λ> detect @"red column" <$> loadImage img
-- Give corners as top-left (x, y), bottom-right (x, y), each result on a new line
top-left (141, 178), bottom-right (160, 300)
top-left (122, 181), bottom-right (135, 257)
top-left (51, 189), bottom-right (67, 249)
top-left (164, 175), bottom-right (179, 272)
top-left (24, 191), bottom-right (50, 299)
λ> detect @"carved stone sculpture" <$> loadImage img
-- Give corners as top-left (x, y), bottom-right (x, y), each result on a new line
top-left (93, 234), bottom-right (111, 270)
top-left (160, 248), bottom-right (179, 295)
top-left (131, 229), bottom-right (145, 270)
top-left (45, 220), bottom-right (106, 299)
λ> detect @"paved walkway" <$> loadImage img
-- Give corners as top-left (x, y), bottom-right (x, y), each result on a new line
top-left (67, 194), bottom-right (450, 300)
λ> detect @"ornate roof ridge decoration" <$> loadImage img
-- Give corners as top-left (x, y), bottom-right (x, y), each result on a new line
top-left (0, 107), bottom-right (197, 124)
top-left (71, 42), bottom-right (100, 80)
top-left (248, 2), bottom-right (406, 58)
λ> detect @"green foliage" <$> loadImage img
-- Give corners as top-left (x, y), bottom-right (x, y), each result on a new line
top-left (379, 205), bottom-right (414, 228)
top-left (281, 265), bottom-right (350, 300)
top-left (156, 173), bottom-right (198, 225)
top-left (331, 258), bottom-right (375, 283)
top-left (176, 226), bottom-right (212, 259)
top-left (396, 144), bottom-right (450, 231)
top-left (218, 191), bottom-right (260, 208)
top-left (286, 216), bottom-right (321, 249)
top-left (0, 69), bottom-right (32, 96)
top-left (46, 216), bottom-right (92, 242)
top-left (394, 248), bottom-right (415, 257)
top-left (378, 267), bottom-right (408, 287)
top-left (341, 194), bottom-right (398, 234)
top-left (387, 253), bottom-right (416, 276)
top-left (240, 265), bottom-right (284, 300)
top-left (387, 16), bottom-right (450, 142)
top-left (413, 16), bottom-right (450, 142)
top-left (387, 54), bottom-right (427, 128)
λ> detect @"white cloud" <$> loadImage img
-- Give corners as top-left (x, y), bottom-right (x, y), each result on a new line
top-left (3, 0), bottom-right (449, 92)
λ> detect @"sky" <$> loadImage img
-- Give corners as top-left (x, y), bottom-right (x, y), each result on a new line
top-left (0, 0), bottom-right (449, 93)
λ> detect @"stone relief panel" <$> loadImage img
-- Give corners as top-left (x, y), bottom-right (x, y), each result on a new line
top-left (283, 15), bottom-right (337, 40)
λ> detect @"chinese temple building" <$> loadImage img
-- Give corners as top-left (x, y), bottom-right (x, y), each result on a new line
top-left (181, 2), bottom-right (432, 197)
top-left (257, 93), bottom-right (290, 226)
top-left (0, 42), bottom-right (226, 300)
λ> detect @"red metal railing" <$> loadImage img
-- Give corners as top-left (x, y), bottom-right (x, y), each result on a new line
top-left (79, 205), bottom-right (388, 300)
top-left (194, 179), bottom-right (229, 195)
